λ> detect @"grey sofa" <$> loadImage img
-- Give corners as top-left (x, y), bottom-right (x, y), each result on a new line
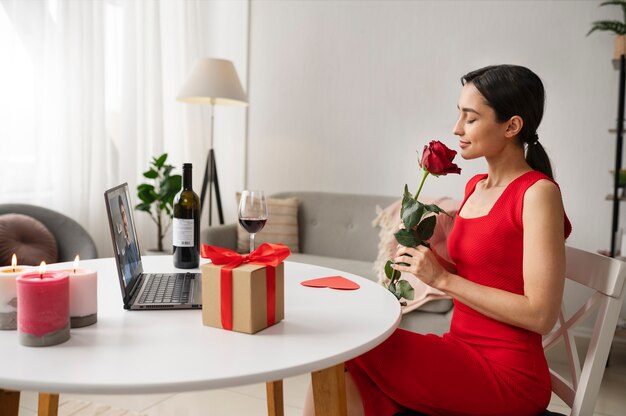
top-left (201, 191), bottom-right (453, 335)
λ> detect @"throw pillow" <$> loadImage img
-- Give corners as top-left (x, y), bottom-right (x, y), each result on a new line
top-left (0, 213), bottom-right (59, 266)
top-left (236, 194), bottom-right (300, 253)
top-left (372, 197), bottom-right (460, 314)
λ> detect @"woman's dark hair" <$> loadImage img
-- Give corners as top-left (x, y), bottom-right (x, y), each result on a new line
top-left (461, 65), bottom-right (553, 179)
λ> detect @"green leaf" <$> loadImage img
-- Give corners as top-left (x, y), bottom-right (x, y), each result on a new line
top-left (422, 203), bottom-right (447, 215)
top-left (161, 175), bottom-right (182, 201)
top-left (143, 169), bottom-right (158, 179)
top-left (384, 260), bottom-right (401, 281)
top-left (400, 184), bottom-right (412, 218)
top-left (403, 184), bottom-right (412, 199)
top-left (397, 280), bottom-right (415, 301)
top-left (138, 185), bottom-right (158, 200)
top-left (599, 0), bottom-right (626, 8)
top-left (137, 183), bottom-right (154, 193)
top-left (154, 153), bottom-right (168, 168)
top-left (394, 228), bottom-right (419, 247)
top-left (402, 199), bottom-right (424, 230)
top-left (401, 192), bottom-right (416, 221)
top-left (395, 287), bottom-right (403, 299)
top-left (587, 20), bottom-right (626, 35)
top-left (162, 165), bottom-right (174, 178)
top-left (416, 215), bottom-right (437, 241)
top-left (387, 282), bottom-right (401, 300)
top-left (135, 202), bottom-right (152, 212)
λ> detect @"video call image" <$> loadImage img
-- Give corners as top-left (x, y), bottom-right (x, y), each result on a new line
top-left (106, 187), bottom-right (141, 286)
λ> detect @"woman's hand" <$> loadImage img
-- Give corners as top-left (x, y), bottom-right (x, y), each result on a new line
top-left (392, 245), bottom-right (449, 289)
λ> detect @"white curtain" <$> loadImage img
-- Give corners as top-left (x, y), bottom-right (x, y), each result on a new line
top-left (0, 0), bottom-right (245, 258)
top-left (118, 0), bottom-right (213, 255)
top-left (0, 0), bottom-right (110, 254)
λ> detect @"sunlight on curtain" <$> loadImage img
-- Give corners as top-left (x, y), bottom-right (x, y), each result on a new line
top-left (0, 0), bottom-right (247, 257)
top-left (0, 0), bottom-right (116, 257)
top-left (0, 4), bottom-right (49, 201)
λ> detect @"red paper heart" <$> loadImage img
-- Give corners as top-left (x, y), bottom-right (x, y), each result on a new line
top-left (300, 276), bottom-right (360, 290)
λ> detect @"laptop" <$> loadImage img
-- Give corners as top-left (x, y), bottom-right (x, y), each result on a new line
top-left (104, 183), bottom-right (202, 310)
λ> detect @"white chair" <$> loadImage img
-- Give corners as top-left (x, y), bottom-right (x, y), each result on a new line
top-left (543, 245), bottom-right (626, 416)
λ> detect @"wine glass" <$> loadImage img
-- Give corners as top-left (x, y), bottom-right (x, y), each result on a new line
top-left (238, 190), bottom-right (268, 252)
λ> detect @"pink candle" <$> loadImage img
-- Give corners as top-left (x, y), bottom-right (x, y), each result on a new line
top-left (16, 263), bottom-right (70, 347)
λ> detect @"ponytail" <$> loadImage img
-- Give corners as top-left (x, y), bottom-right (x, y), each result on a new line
top-left (525, 137), bottom-right (554, 180)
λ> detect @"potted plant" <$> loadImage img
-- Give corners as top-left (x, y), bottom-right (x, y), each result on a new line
top-left (588, 0), bottom-right (626, 60)
top-left (135, 153), bottom-right (182, 253)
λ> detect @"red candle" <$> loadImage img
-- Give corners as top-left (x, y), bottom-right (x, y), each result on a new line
top-left (16, 262), bottom-right (70, 347)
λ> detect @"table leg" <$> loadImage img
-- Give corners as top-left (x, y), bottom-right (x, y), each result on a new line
top-left (38, 393), bottom-right (59, 416)
top-left (311, 363), bottom-right (347, 416)
top-left (266, 380), bottom-right (284, 416)
top-left (0, 389), bottom-right (21, 416)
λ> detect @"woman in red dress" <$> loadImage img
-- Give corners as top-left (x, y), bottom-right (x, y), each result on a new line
top-left (303, 65), bottom-right (571, 416)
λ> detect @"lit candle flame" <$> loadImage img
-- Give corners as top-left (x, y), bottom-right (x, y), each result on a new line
top-left (73, 255), bottom-right (80, 273)
top-left (11, 253), bottom-right (17, 271)
top-left (39, 261), bottom-right (46, 278)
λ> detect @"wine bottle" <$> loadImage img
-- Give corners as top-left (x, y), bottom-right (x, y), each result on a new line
top-left (173, 163), bottom-right (200, 268)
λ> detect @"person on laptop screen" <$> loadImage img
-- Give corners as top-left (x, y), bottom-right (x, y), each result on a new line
top-left (117, 194), bottom-right (140, 285)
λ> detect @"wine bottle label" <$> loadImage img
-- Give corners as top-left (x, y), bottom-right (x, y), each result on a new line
top-left (173, 219), bottom-right (195, 247)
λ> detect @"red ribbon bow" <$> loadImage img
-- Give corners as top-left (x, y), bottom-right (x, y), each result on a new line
top-left (201, 243), bottom-right (291, 331)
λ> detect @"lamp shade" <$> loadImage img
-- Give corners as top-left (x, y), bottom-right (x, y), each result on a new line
top-left (177, 58), bottom-right (247, 106)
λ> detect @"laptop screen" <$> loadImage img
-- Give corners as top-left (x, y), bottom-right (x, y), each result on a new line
top-left (104, 183), bottom-right (143, 294)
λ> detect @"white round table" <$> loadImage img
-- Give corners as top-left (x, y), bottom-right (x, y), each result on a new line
top-left (0, 256), bottom-right (401, 414)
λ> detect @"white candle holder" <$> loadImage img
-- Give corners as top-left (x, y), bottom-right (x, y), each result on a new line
top-left (0, 265), bottom-right (35, 330)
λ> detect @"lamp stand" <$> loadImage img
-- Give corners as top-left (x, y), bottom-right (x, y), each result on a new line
top-left (199, 102), bottom-right (224, 226)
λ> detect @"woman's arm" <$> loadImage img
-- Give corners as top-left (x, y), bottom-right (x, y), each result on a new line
top-left (431, 247), bottom-right (457, 274)
top-left (392, 179), bottom-right (566, 335)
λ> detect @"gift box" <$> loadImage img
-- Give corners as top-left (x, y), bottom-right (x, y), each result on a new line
top-left (200, 244), bottom-right (290, 334)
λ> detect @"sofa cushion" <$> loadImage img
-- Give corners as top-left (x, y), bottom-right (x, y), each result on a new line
top-left (0, 213), bottom-right (58, 266)
top-left (399, 308), bottom-right (453, 336)
top-left (237, 195), bottom-right (300, 253)
top-left (373, 197), bottom-right (460, 314)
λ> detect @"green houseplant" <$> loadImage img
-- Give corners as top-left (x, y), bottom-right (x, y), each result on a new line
top-left (588, 0), bottom-right (626, 59)
top-left (135, 153), bottom-right (181, 252)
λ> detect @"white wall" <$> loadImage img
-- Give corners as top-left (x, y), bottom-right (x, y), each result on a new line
top-left (244, 0), bottom-right (625, 319)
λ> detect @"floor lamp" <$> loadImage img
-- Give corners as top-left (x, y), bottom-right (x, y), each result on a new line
top-left (177, 58), bottom-right (248, 225)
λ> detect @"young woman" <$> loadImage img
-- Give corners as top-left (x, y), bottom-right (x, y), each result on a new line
top-left (303, 65), bottom-right (571, 416)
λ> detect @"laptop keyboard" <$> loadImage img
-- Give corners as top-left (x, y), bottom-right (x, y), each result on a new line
top-left (139, 273), bottom-right (191, 304)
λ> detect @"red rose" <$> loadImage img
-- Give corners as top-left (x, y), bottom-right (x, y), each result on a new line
top-left (420, 140), bottom-right (461, 176)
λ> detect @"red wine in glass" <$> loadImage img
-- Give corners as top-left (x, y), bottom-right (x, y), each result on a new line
top-left (238, 190), bottom-right (268, 252)
top-left (238, 218), bottom-right (267, 234)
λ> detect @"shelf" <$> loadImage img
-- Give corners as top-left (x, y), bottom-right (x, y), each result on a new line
top-left (605, 194), bottom-right (626, 201)
top-left (609, 129), bottom-right (626, 134)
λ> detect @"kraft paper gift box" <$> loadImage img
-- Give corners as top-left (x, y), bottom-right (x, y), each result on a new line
top-left (201, 262), bottom-right (284, 334)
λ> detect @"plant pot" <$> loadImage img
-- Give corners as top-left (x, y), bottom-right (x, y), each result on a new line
top-left (614, 34), bottom-right (626, 60)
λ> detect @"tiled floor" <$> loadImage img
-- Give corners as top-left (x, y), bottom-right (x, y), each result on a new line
top-left (15, 339), bottom-right (626, 416)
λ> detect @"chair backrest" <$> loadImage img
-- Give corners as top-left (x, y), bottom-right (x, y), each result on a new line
top-left (0, 203), bottom-right (98, 262)
top-left (543, 245), bottom-right (626, 416)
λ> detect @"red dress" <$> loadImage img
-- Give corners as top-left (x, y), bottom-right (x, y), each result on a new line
top-left (345, 171), bottom-right (572, 416)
